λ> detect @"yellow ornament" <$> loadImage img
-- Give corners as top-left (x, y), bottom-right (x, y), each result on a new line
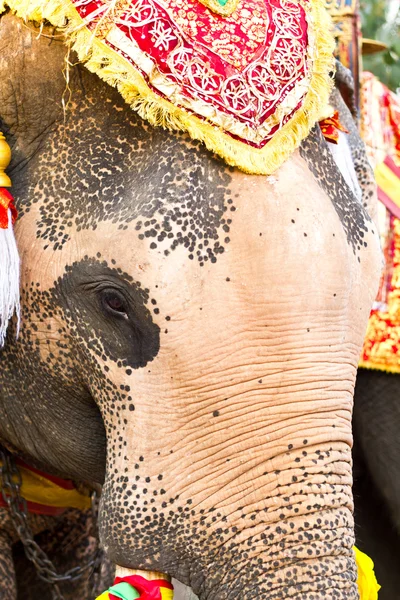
top-left (354, 546), bottom-right (381, 600)
top-left (0, 132), bottom-right (12, 187)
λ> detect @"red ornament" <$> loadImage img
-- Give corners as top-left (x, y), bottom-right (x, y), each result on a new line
top-left (110, 575), bottom-right (173, 600)
top-left (0, 188), bottom-right (17, 229)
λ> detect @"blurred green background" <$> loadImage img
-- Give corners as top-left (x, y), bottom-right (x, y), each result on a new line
top-left (360, 0), bottom-right (400, 91)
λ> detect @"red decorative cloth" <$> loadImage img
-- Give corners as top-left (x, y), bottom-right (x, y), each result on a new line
top-left (0, 188), bottom-right (17, 229)
top-left (319, 109), bottom-right (349, 144)
top-left (76, 0), bottom-right (313, 148)
top-left (6, 0), bottom-right (334, 174)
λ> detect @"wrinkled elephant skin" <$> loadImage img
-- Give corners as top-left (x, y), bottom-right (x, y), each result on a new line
top-left (0, 14), bottom-right (382, 600)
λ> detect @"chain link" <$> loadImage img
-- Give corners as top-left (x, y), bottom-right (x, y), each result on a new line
top-left (0, 447), bottom-right (103, 600)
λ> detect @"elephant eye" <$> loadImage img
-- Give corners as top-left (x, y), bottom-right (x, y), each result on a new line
top-left (101, 290), bottom-right (129, 319)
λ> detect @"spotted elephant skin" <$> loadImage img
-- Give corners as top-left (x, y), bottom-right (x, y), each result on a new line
top-left (0, 13), bottom-right (382, 600)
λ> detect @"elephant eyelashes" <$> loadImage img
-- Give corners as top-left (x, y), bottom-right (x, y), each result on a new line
top-left (100, 289), bottom-right (129, 319)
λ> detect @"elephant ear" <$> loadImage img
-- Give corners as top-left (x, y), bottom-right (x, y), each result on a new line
top-left (330, 62), bottom-right (378, 222)
top-left (334, 60), bottom-right (358, 120)
top-left (0, 135), bottom-right (20, 347)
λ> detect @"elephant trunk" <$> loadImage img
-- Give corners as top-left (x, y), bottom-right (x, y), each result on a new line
top-left (187, 445), bottom-right (357, 600)
top-left (100, 439), bottom-right (358, 599)
top-left (199, 510), bottom-right (357, 600)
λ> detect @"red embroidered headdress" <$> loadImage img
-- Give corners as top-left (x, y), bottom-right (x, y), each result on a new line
top-left (2, 0), bottom-right (334, 175)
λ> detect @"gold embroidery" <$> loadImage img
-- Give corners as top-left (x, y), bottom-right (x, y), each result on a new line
top-left (161, 0), bottom-right (268, 71)
top-left (2, 0), bottom-right (335, 175)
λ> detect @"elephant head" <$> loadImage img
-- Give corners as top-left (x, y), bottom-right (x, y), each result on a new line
top-left (0, 12), bottom-right (382, 600)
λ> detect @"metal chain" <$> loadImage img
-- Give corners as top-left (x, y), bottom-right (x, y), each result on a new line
top-left (0, 447), bottom-right (103, 600)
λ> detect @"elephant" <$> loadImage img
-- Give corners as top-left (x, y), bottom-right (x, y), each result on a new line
top-left (0, 11), bottom-right (382, 600)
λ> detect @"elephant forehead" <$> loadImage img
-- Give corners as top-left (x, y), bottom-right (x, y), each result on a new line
top-left (29, 146), bottom-right (380, 339)
top-left (20, 83), bottom-right (235, 263)
top-left (17, 67), bottom-right (373, 268)
top-left (15, 71), bottom-right (380, 335)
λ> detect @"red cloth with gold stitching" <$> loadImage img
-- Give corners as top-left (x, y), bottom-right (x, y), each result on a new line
top-left (359, 73), bottom-right (400, 373)
top-left (76, 0), bottom-right (310, 147)
top-left (5, 0), bottom-right (328, 174)
top-left (4, 0), bottom-right (334, 173)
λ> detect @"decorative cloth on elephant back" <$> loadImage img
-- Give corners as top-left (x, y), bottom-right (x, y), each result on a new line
top-left (359, 72), bottom-right (400, 374)
top-left (2, 0), bottom-right (334, 175)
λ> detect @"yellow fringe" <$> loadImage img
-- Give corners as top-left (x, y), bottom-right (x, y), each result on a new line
top-left (1, 0), bottom-right (335, 175)
top-left (358, 361), bottom-right (400, 375)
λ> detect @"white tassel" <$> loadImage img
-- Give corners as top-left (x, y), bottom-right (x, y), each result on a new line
top-left (0, 208), bottom-right (20, 347)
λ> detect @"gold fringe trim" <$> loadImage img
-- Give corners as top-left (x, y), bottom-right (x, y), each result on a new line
top-left (1, 0), bottom-right (335, 175)
top-left (358, 361), bottom-right (400, 375)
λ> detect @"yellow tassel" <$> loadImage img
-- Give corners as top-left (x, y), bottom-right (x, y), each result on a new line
top-left (354, 547), bottom-right (381, 600)
top-left (1, 0), bottom-right (335, 174)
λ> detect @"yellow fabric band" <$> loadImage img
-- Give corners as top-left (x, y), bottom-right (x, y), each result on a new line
top-left (375, 162), bottom-right (400, 205)
top-left (0, 460), bottom-right (91, 511)
top-left (160, 588), bottom-right (174, 600)
top-left (18, 465), bottom-right (91, 510)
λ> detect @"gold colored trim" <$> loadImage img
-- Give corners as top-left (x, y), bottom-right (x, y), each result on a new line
top-left (359, 361), bottom-right (400, 374)
top-left (93, 0), bottom-right (131, 39)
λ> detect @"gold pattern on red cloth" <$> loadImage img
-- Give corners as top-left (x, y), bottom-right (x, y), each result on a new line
top-left (360, 217), bottom-right (400, 373)
top-left (3, 0), bottom-right (334, 173)
top-left (162, 0), bottom-right (268, 69)
top-left (77, 0), bottom-right (310, 142)
top-left (319, 109), bottom-right (349, 144)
